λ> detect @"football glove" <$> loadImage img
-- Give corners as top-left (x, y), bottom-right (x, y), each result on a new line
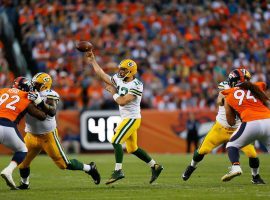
top-left (28, 92), bottom-right (42, 105)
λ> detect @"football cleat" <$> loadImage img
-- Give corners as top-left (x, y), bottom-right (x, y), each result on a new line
top-left (221, 165), bottom-right (242, 182)
top-left (0, 169), bottom-right (18, 190)
top-left (182, 165), bottom-right (196, 181)
top-left (86, 162), bottom-right (101, 185)
top-left (149, 164), bottom-right (164, 184)
top-left (105, 169), bottom-right (125, 185)
top-left (251, 174), bottom-right (266, 185)
top-left (17, 182), bottom-right (30, 190)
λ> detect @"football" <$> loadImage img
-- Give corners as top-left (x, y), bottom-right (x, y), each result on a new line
top-left (75, 41), bottom-right (93, 52)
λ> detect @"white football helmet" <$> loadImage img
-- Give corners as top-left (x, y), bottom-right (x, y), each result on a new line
top-left (218, 81), bottom-right (230, 90)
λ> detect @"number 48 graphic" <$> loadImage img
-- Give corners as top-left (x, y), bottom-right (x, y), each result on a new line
top-left (88, 116), bottom-right (121, 142)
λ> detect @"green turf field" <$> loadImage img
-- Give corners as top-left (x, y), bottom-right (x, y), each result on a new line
top-left (0, 153), bottom-right (270, 200)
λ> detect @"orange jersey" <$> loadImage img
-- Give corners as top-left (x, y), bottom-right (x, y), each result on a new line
top-left (222, 82), bottom-right (270, 122)
top-left (0, 88), bottom-right (31, 123)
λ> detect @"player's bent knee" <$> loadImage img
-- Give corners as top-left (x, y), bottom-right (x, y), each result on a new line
top-left (126, 145), bottom-right (138, 154)
top-left (197, 147), bottom-right (211, 155)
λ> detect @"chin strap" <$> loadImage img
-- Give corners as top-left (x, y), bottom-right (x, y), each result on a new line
top-left (118, 71), bottom-right (130, 80)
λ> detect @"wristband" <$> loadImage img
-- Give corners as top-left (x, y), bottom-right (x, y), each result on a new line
top-left (113, 93), bottom-right (120, 101)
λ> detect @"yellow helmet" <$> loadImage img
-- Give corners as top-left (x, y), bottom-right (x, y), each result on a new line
top-left (31, 72), bottom-right (52, 92)
top-left (117, 59), bottom-right (137, 79)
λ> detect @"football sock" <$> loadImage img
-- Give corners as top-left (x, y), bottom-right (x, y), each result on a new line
top-left (83, 164), bottom-right (91, 172)
top-left (67, 159), bottom-right (84, 170)
top-left (190, 159), bottom-right (198, 168)
top-left (6, 161), bottom-right (17, 172)
top-left (115, 163), bottom-right (122, 171)
top-left (113, 143), bottom-right (123, 163)
top-left (132, 148), bottom-right (152, 164)
top-left (20, 168), bottom-right (30, 184)
top-left (192, 150), bottom-right (204, 162)
top-left (227, 146), bottom-right (240, 164)
top-left (249, 157), bottom-right (260, 176)
top-left (251, 168), bottom-right (259, 176)
top-left (12, 152), bottom-right (27, 165)
top-left (147, 159), bottom-right (156, 168)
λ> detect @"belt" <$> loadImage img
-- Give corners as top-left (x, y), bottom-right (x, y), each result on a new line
top-left (223, 126), bottom-right (236, 131)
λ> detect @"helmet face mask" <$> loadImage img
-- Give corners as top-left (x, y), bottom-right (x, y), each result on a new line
top-left (117, 59), bottom-right (137, 80)
top-left (218, 81), bottom-right (230, 91)
top-left (117, 67), bottom-right (130, 79)
top-left (12, 77), bottom-right (31, 92)
top-left (31, 73), bottom-right (52, 92)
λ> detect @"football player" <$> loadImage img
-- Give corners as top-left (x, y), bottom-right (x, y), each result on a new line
top-left (221, 69), bottom-right (270, 182)
top-left (85, 51), bottom-right (163, 184)
top-left (0, 77), bottom-right (47, 190)
top-left (18, 73), bottom-right (100, 189)
top-left (182, 77), bottom-right (265, 184)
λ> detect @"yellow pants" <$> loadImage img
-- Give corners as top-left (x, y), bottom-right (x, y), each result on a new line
top-left (19, 129), bottom-right (70, 169)
top-left (111, 118), bottom-right (141, 153)
top-left (198, 121), bottom-right (257, 158)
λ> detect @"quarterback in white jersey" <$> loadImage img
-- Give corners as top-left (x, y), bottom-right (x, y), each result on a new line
top-left (18, 73), bottom-right (100, 190)
top-left (182, 81), bottom-right (265, 184)
top-left (111, 74), bottom-right (143, 119)
top-left (86, 51), bottom-right (163, 185)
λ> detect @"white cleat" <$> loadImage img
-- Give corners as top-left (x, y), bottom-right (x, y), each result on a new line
top-left (1, 169), bottom-right (17, 190)
top-left (221, 165), bottom-right (242, 182)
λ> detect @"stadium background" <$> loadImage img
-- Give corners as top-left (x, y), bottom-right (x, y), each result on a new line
top-left (0, 0), bottom-right (270, 154)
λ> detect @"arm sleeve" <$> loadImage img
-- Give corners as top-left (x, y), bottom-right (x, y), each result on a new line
top-left (128, 84), bottom-right (143, 97)
top-left (255, 82), bottom-right (266, 91)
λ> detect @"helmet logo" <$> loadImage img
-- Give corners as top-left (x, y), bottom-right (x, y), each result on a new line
top-left (43, 77), bottom-right (50, 82)
top-left (127, 62), bottom-right (134, 67)
top-left (228, 72), bottom-right (237, 79)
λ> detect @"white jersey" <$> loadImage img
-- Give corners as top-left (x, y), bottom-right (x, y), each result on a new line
top-left (25, 90), bottom-right (60, 135)
top-left (111, 74), bottom-right (143, 119)
top-left (216, 106), bottom-right (241, 129)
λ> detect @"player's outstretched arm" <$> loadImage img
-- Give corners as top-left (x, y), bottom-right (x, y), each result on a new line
top-left (85, 51), bottom-right (112, 85)
top-left (27, 103), bottom-right (47, 121)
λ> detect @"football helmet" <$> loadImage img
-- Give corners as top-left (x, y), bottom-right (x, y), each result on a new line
top-left (227, 68), bottom-right (251, 87)
top-left (218, 81), bottom-right (230, 90)
top-left (117, 59), bottom-right (137, 79)
top-left (12, 77), bottom-right (31, 92)
top-left (31, 72), bottom-right (52, 92)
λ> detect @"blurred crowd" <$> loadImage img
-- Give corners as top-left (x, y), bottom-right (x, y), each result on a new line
top-left (0, 40), bottom-right (14, 89)
top-left (1, 0), bottom-right (270, 110)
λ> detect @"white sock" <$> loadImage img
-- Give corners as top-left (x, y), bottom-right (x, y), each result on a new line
top-left (115, 163), bottom-right (122, 171)
top-left (83, 164), bottom-right (91, 172)
top-left (251, 168), bottom-right (259, 176)
top-left (191, 159), bottom-right (198, 168)
top-left (147, 159), bottom-right (156, 168)
top-left (21, 177), bottom-right (30, 185)
top-left (6, 161), bottom-right (18, 172)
